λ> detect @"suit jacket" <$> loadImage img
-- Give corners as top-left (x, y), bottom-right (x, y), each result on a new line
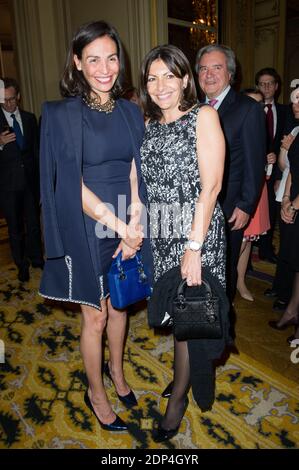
top-left (39, 96), bottom-right (152, 309)
top-left (0, 108), bottom-right (39, 192)
top-left (216, 88), bottom-right (266, 218)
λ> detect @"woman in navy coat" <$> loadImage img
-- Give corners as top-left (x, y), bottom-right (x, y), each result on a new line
top-left (39, 21), bottom-right (151, 432)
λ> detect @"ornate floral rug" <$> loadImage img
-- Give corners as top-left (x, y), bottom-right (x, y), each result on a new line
top-left (0, 260), bottom-right (299, 450)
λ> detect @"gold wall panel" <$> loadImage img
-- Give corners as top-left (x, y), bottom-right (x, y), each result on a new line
top-left (255, 0), bottom-right (280, 20)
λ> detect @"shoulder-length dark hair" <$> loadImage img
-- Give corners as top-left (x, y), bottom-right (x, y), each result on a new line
top-left (60, 20), bottom-right (125, 99)
top-left (139, 44), bottom-right (198, 121)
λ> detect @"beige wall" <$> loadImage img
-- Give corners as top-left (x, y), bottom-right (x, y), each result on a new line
top-left (10, 0), bottom-right (289, 116)
top-left (222, 0), bottom-right (286, 99)
top-left (12, 0), bottom-right (153, 116)
top-left (254, 0), bottom-right (286, 88)
top-left (67, 0), bottom-right (153, 89)
top-left (284, 16), bottom-right (299, 103)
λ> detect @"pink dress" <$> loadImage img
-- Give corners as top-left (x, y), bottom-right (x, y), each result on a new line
top-left (244, 179), bottom-right (270, 238)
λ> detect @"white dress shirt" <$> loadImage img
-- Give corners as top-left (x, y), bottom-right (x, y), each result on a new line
top-left (275, 126), bottom-right (299, 202)
top-left (205, 85), bottom-right (231, 110)
top-left (2, 107), bottom-right (24, 133)
top-left (264, 99), bottom-right (277, 137)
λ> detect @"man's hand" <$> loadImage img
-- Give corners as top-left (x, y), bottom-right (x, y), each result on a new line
top-left (228, 207), bottom-right (250, 230)
top-left (266, 152), bottom-right (276, 165)
top-left (0, 130), bottom-right (16, 146)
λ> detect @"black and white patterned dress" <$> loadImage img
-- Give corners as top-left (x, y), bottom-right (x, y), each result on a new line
top-left (140, 105), bottom-right (226, 287)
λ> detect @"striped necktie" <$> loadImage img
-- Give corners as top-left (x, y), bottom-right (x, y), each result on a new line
top-left (208, 98), bottom-right (218, 108)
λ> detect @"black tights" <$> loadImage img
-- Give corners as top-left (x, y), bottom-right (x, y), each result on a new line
top-left (161, 338), bottom-right (190, 430)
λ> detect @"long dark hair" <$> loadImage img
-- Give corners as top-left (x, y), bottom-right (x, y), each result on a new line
top-left (139, 44), bottom-right (198, 121)
top-left (60, 20), bottom-right (125, 99)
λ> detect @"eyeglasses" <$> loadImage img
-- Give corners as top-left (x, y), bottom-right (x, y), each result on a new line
top-left (4, 96), bottom-right (17, 103)
top-left (258, 81), bottom-right (276, 88)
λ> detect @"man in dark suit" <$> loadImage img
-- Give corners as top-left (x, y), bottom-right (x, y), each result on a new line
top-left (255, 68), bottom-right (289, 264)
top-left (195, 45), bottom-right (266, 302)
top-left (0, 77), bottom-right (43, 281)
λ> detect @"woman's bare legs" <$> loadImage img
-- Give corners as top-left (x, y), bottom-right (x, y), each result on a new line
top-left (237, 240), bottom-right (254, 301)
top-left (106, 297), bottom-right (130, 396)
top-left (80, 301), bottom-right (116, 424)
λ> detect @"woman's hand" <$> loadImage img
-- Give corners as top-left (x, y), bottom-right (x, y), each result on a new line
top-left (181, 249), bottom-right (202, 286)
top-left (112, 222), bottom-right (144, 260)
top-left (123, 222), bottom-right (144, 251)
top-left (281, 199), bottom-right (295, 224)
top-left (112, 240), bottom-right (137, 260)
top-left (281, 134), bottom-right (295, 151)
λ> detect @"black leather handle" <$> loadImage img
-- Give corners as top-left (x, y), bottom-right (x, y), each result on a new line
top-left (177, 278), bottom-right (212, 298)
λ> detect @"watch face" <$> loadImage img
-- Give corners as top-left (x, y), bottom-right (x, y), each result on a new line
top-left (190, 241), bottom-right (201, 250)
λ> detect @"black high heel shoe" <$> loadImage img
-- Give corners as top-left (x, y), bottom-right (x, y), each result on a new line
top-left (84, 390), bottom-right (127, 431)
top-left (103, 362), bottom-right (138, 408)
top-left (161, 381), bottom-right (173, 398)
top-left (152, 397), bottom-right (189, 443)
top-left (268, 316), bottom-right (298, 331)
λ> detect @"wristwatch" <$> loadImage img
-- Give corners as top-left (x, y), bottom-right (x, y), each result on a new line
top-left (185, 240), bottom-right (202, 252)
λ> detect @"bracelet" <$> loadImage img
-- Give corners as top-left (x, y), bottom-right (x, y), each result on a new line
top-left (282, 195), bottom-right (290, 200)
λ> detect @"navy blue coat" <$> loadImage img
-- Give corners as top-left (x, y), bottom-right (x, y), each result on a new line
top-left (39, 97), bottom-right (152, 309)
top-left (217, 88), bottom-right (267, 218)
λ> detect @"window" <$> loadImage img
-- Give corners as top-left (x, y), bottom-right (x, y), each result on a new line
top-left (167, 0), bottom-right (219, 68)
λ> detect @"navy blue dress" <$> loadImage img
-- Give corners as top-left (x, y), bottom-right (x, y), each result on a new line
top-left (82, 101), bottom-right (133, 299)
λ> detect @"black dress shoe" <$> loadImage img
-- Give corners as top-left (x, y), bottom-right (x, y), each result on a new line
top-left (264, 288), bottom-right (278, 298)
top-left (161, 381), bottom-right (173, 398)
top-left (273, 299), bottom-right (288, 311)
top-left (18, 265), bottom-right (30, 282)
top-left (84, 390), bottom-right (127, 431)
top-left (103, 362), bottom-right (137, 408)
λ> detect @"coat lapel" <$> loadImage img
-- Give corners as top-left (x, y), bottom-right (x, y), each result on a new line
top-left (19, 110), bottom-right (29, 147)
top-left (0, 108), bottom-right (12, 135)
top-left (217, 88), bottom-right (236, 118)
top-left (66, 97), bottom-right (83, 173)
top-left (117, 100), bottom-right (143, 178)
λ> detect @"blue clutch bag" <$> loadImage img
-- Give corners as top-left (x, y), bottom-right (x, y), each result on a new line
top-left (108, 252), bottom-right (152, 309)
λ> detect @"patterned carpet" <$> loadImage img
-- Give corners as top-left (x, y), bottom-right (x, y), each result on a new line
top-left (0, 257), bottom-right (299, 450)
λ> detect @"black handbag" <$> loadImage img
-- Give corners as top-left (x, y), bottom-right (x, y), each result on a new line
top-left (108, 252), bottom-right (152, 310)
top-left (173, 279), bottom-right (222, 340)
